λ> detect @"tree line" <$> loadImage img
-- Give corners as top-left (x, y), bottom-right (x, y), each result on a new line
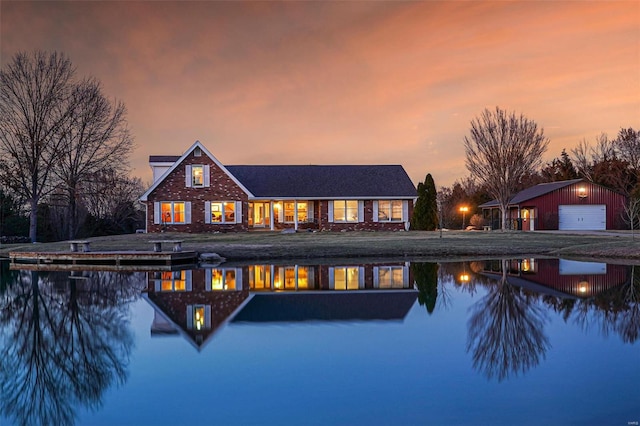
top-left (0, 51), bottom-right (143, 242)
top-left (412, 106), bottom-right (639, 231)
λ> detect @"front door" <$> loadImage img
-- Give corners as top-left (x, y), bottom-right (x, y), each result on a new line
top-left (249, 202), bottom-right (270, 227)
top-left (520, 208), bottom-right (536, 231)
top-left (521, 209), bottom-right (530, 231)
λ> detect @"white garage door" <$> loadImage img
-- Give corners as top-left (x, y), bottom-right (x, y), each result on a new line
top-left (558, 205), bottom-right (606, 230)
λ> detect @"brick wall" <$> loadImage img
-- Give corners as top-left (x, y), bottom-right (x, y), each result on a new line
top-left (146, 151), bottom-right (248, 233)
top-left (316, 200), bottom-right (412, 231)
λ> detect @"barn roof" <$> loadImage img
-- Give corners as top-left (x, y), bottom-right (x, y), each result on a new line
top-left (479, 179), bottom-right (584, 208)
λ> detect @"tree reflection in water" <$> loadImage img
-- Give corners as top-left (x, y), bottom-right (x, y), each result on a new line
top-left (0, 269), bottom-right (144, 426)
top-left (466, 259), bottom-right (550, 382)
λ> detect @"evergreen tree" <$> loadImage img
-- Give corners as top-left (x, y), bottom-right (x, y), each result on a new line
top-left (412, 262), bottom-right (439, 314)
top-left (423, 173), bottom-right (438, 231)
top-left (411, 173), bottom-right (438, 230)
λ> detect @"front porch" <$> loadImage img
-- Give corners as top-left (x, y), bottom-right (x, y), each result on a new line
top-left (248, 200), bottom-right (318, 231)
top-left (483, 206), bottom-right (538, 231)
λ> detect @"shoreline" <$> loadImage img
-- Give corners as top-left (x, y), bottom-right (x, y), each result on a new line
top-left (2, 230), bottom-right (640, 265)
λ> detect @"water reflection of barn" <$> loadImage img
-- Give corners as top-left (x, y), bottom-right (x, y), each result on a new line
top-left (144, 262), bottom-right (417, 350)
top-left (482, 258), bottom-right (629, 298)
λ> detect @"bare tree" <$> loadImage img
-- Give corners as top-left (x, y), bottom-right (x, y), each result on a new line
top-left (53, 78), bottom-right (133, 239)
top-left (614, 127), bottom-right (640, 183)
top-left (571, 138), bottom-right (594, 182)
top-left (571, 132), bottom-right (636, 195)
top-left (0, 51), bottom-right (74, 242)
top-left (621, 197), bottom-right (640, 240)
top-left (82, 170), bottom-right (144, 223)
top-left (464, 107), bottom-right (549, 230)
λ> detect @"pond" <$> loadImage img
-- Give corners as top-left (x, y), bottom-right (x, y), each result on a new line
top-left (0, 258), bottom-right (638, 426)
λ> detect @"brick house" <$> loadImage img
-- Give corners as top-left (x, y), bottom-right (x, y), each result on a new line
top-left (139, 141), bottom-right (417, 233)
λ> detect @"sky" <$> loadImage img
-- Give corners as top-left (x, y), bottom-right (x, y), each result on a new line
top-left (1, 1), bottom-right (639, 188)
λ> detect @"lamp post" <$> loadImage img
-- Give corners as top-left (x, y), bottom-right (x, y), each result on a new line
top-left (459, 206), bottom-right (469, 230)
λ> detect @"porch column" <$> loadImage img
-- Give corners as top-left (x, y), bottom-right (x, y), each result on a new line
top-left (270, 202), bottom-right (275, 231)
top-left (294, 201), bottom-right (299, 231)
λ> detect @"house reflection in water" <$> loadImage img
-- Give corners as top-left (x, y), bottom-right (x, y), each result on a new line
top-left (144, 262), bottom-right (417, 350)
top-left (481, 258), bottom-right (628, 298)
top-left (144, 268), bottom-right (251, 351)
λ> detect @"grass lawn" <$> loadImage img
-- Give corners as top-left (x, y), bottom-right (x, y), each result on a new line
top-left (2, 230), bottom-right (640, 263)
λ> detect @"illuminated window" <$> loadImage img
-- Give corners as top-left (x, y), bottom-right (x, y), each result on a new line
top-left (521, 258), bottom-right (536, 273)
top-left (273, 267), bottom-right (297, 290)
top-left (332, 267), bottom-right (361, 290)
top-left (225, 270), bottom-right (236, 290)
top-left (333, 200), bottom-right (359, 222)
top-left (249, 265), bottom-right (271, 290)
top-left (297, 202), bottom-right (308, 222)
top-left (160, 201), bottom-right (186, 224)
top-left (378, 200), bottom-right (403, 222)
top-left (376, 266), bottom-right (405, 288)
top-left (296, 266), bottom-right (311, 289)
top-left (192, 165), bottom-right (204, 187)
top-left (159, 271), bottom-right (187, 291)
top-left (188, 304), bottom-right (210, 331)
top-left (208, 268), bottom-right (237, 291)
top-left (194, 305), bottom-right (205, 331)
top-left (209, 201), bottom-right (236, 224)
top-left (282, 202), bottom-right (308, 223)
top-left (284, 202), bottom-right (295, 222)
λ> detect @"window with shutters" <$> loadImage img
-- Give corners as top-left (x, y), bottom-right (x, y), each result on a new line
top-left (191, 165), bottom-right (204, 187)
top-left (378, 200), bottom-right (403, 222)
top-left (333, 200), bottom-right (359, 222)
top-left (210, 201), bottom-right (235, 223)
top-left (161, 202), bottom-right (186, 224)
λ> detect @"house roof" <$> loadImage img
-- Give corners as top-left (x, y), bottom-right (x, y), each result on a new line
top-left (226, 165), bottom-right (417, 198)
top-left (140, 141), bottom-right (254, 201)
top-left (149, 155), bottom-right (181, 163)
top-left (231, 291), bottom-right (418, 323)
top-left (479, 179), bottom-right (584, 208)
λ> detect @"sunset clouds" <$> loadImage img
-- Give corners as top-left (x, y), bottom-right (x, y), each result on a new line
top-left (2, 1), bottom-right (638, 187)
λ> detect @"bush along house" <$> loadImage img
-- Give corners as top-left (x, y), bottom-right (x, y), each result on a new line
top-left (139, 141), bottom-right (417, 233)
top-left (479, 178), bottom-right (627, 231)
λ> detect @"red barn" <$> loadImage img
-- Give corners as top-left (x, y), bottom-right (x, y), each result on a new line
top-left (479, 179), bottom-right (627, 231)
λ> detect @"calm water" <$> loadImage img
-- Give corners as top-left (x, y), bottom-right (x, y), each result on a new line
top-left (0, 258), bottom-right (638, 426)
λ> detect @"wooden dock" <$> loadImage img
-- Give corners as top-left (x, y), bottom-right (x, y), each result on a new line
top-left (9, 250), bottom-right (198, 272)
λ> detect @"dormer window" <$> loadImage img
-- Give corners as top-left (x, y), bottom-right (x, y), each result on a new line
top-left (192, 165), bottom-right (204, 187)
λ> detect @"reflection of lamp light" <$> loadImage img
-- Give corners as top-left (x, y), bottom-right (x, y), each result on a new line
top-left (459, 206), bottom-right (469, 229)
top-left (577, 187), bottom-right (587, 198)
top-left (578, 280), bottom-right (589, 294)
top-left (460, 274), bottom-right (470, 283)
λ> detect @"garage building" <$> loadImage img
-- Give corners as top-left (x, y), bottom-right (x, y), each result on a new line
top-left (479, 179), bottom-right (627, 231)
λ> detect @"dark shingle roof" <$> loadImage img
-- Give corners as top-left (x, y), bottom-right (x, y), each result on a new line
top-left (149, 155), bottom-right (181, 162)
top-left (231, 291), bottom-right (418, 323)
top-left (479, 179), bottom-right (584, 208)
top-left (226, 165), bottom-right (417, 198)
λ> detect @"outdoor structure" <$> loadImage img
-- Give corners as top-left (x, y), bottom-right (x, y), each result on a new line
top-left (481, 258), bottom-right (629, 299)
top-left (479, 179), bottom-right (627, 231)
top-left (139, 141), bottom-right (417, 233)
